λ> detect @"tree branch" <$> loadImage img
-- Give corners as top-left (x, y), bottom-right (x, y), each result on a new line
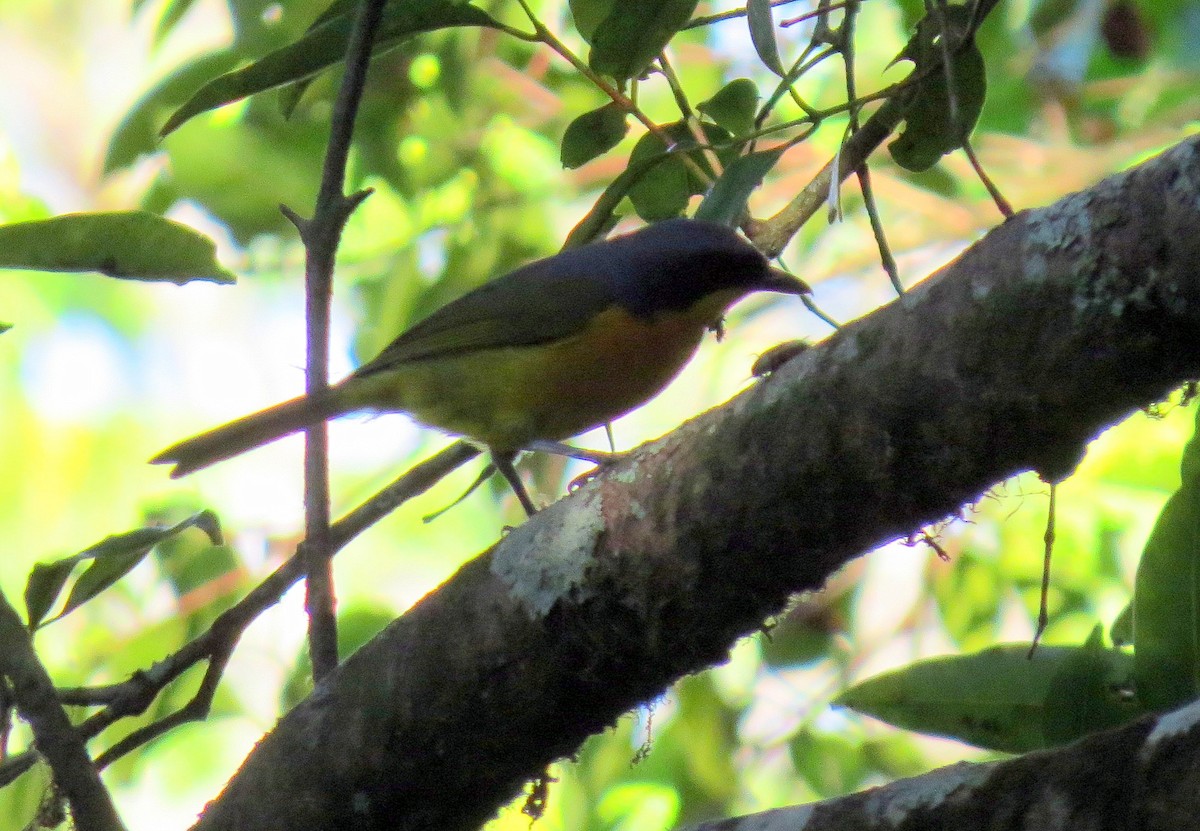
top-left (687, 697), bottom-right (1200, 830)
top-left (0, 592), bottom-right (124, 831)
top-left (192, 136), bottom-right (1200, 831)
top-left (287, 0), bottom-right (389, 681)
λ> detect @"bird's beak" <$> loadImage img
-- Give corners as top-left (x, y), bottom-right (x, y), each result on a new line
top-left (760, 266), bottom-right (811, 296)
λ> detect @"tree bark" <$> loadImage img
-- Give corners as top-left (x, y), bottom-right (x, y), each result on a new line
top-left (192, 135), bottom-right (1200, 831)
top-left (688, 698), bottom-right (1200, 831)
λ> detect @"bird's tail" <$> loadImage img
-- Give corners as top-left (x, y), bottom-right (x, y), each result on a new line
top-left (151, 392), bottom-right (347, 478)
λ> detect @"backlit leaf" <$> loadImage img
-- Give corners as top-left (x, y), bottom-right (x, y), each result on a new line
top-left (0, 211), bottom-right (235, 284)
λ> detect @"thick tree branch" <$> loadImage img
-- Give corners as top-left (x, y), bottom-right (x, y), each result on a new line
top-left (192, 136), bottom-right (1200, 831)
top-left (688, 697), bottom-right (1200, 831)
top-left (0, 592), bottom-right (124, 831)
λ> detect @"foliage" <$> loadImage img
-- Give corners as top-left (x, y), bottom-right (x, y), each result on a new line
top-left (0, 0), bottom-right (1197, 828)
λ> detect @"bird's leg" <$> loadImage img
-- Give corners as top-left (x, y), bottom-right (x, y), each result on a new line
top-left (493, 452), bottom-right (539, 517)
top-left (523, 439), bottom-right (629, 492)
top-left (523, 440), bottom-right (620, 466)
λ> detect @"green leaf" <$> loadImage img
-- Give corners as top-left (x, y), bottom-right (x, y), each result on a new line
top-left (1133, 406), bottom-right (1200, 711)
top-left (153, 0), bottom-right (202, 47)
top-left (36, 512), bottom-right (223, 627)
top-left (837, 642), bottom-right (1137, 752)
top-left (694, 147), bottom-right (783, 226)
top-left (561, 103), bottom-right (629, 169)
top-left (1110, 602), bottom-right (1133, 647)
top-left (1043, 626), bottom-right (1142, 744)
top-left (569, 0), bottom-right (617, 43)
top-left (747, 0), bottom-right (785, 76)
top-left (888, 8), bottom-right (988, 172)
top-left (0, 211), bottom-right (236, 284)
top-left (627, 121), bottom-right (735, 222)
top-left (160, 0), bottom-right (501, 136)
top-left (790, 729), bottom-right (869, 796)
top-left (0, 322), bottom-right (10, 334)
top-left (587, 0), bottom-right (699, 82)
top-left (698, 78), bottom-right (759, 136)
top-left (105, 51), bottom-right (240, 174)
top-left (24, 560), bottom-right (79, 631)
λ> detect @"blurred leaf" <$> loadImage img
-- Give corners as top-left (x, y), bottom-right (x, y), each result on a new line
top-left (860, 735), bottom-right (930, 780)
top-left (931, 551), bottom-right (1003, 648)
top-left (105, 51), bottom-right (240, 173)
top-left (0, 211), bottom-right (236, 284)
top-left (747, 0), bottom-right (785, 76)
top-left (0, 761), bottom-right (51, 830)
top-left (29, 512), bottom-right (222, 629)
top-left (759, 594), bottom-right (841, 668)
top-left (694, 147), bottom-right (783, 226)
top-left (163, 118), bottom-right (325, 243)
top-left (666, 675), bottom-right (738, 803)
top-left (1101, 0), bottom-right (1151, 60)
top-left (1044, 625), bottom-right (1141, 743)
top-left (838, 642), bottom-right (1137, 752)
top-left (1133, 407), bottom-right (1200, 711)
top-left (153, 0), bottom-right (202, 47)
top-left (0, 322), bottom-right (10, 334)
top-left (1030, 0), bottom-right (1083, 37)
top-left (1110, 601), bottom-right (1133, 647)
top-left (698, 78), bottom-right (759, 136)
top-left (790, 728), bottom-right (869, 796)
top-left (587, 0), bottom-right (699, 82)
top-left (569, 0), bottom-right (617, 43)
top-left (281, 605), bottom-right (395, 709)
top-left (627, 121), bottom-right (735, 221)
top-left (161, 1), bottom-right (501, 136)
top-left (561, 103), bottom-right (629, 169)
top-left (597, 781), bottom-right (680, 831)
top-left (889, 7), bottom-right (987, 172)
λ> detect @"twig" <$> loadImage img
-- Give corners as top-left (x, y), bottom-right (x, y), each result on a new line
top-left (757, 0), bottom-right (1004, 256)
top-left (962, 138), bottom-right (1015, 218)
top-left (781, 0), bottom-right (856, 26)
top-left (838, 0), bottom-right (903, 294)
top-left (1029, 482), bottom-right (1057, 657)
top-left (283, 0), bottom-right (390, 682)
top-left (0, 443), bottom-right (480, 788)
top-left (684, 0), bottom-right (806, 29)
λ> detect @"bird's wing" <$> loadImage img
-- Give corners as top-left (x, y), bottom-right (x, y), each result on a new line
top-left (352, 258), bottom-right (618, 378)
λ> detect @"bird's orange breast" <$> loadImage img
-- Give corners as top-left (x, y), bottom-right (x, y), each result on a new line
top-left (344, 304), bottom-right (718, 451)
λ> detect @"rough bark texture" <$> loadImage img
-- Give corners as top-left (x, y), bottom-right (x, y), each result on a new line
top-left (692, 698), bottom-right (1200, 831)
top-left (192, 137), bottom-right (1200, 831)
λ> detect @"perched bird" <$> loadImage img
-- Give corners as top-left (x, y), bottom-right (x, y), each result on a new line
top-left (152, 218), bottom-right (809, 513)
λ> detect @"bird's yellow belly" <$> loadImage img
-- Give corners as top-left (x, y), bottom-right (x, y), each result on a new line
top-left (347, 307), bottom-right (710, 451)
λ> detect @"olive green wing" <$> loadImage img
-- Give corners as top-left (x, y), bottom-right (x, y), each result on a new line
top-left (352, 258), bottom-right (618, 378)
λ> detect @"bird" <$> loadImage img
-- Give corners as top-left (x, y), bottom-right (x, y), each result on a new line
top-left (151, 218), bottom-right (809, 514)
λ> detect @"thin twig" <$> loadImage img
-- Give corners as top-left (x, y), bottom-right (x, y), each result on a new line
top-left (962, 138), bottom-right (1014, 217)
top-left (1029, 482), bottom-right (1057, 657)
top-left (781, 0), bottom-right (856, 26)
top-left (758, 0), bottom-right (1003, 255)
top-left (286, 0), bottom-right (391, 681)
top-left (0, 443), bottom-right (480, 788)
top-left (838, 0), bottom-right (903, 294)
top-left (684, 0), bottom-right (806, 30)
